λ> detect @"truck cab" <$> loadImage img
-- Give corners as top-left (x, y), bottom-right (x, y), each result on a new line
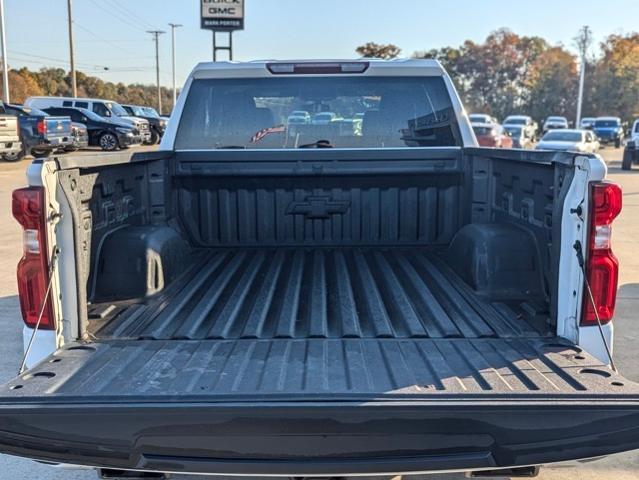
top-left (1, 59), bottom-right (638, 478)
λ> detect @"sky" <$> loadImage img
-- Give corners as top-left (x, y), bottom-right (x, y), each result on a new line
top-left (4, 0), bottom-right (639, 89)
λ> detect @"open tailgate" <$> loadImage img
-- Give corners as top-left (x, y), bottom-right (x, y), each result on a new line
top-left (1, 338), bottom-right (639, 475)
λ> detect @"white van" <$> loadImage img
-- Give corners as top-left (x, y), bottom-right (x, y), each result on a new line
top-left (25, 96), bottom-right (152, 143)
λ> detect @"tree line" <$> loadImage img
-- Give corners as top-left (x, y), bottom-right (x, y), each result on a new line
top-left (357, 29), bottom-right (639, 124)
top-left (6, 67), bottom-right (175, 113)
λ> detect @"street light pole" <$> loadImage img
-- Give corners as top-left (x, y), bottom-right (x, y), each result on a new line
top-left (147, 30), bottom-right (165, 114)
top-left (0, 0), bottom-right (10, 103)
top-left (67, 0), bottom-right (77, 97)
top-left (168, 23), bottom-right (182, 109)
top-left (575, 26), bottom-right (592, 128)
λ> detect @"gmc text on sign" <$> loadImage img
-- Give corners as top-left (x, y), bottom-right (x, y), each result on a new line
top-left (201, 0), bottom-right (245, 31)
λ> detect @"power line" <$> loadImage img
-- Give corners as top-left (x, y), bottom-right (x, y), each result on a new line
top-left (9, 50), bottom-right (109, 70)
top-left (9, 51), bottom-right (154, 74)
top-left (105, 0), bottom-right (156, 30)
top-left (72, 21), bottom-right (139, 55)
top-left (87, 0), bottom-right (147, 33)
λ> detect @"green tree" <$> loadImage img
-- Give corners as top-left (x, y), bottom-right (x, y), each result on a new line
top-left (414, 29), bottom-right (581, 122)
top-left (588, 33), bottom-right (639, 123)
top-left (525, 47), bottom-right (578, 122)
top-left (356, 42), bottom-right (401, 59)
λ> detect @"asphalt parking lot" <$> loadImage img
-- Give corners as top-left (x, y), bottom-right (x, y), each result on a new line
top-left (0, 147), bottom-right (637, 479)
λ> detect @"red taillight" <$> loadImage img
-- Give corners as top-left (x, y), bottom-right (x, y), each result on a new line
top-left (36, 119), bottom-right (47, 135)
top-left (12, 187), bottom-right (55, 330)
top-left (581, 182), bottom-right (622, 326)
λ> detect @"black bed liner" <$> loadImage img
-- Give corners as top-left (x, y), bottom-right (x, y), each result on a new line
top-left (92, 248), bottom-right (548, 341)
top-left (4, 246), bottom-right (639, 474)
top-left (3, 337), bottom-right (636, 400)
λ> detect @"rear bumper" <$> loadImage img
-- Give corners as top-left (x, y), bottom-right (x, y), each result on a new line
top-left (0, 140), bottom-right (22, 154)
top-left (70, 135), bottom-right (89, 150)
top-left (1, 399), bottom-right (639, 475)
top-left (30, 136), bottom-right (73, 151)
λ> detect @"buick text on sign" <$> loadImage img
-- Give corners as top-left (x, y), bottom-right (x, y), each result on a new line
top-left (201, 0), bottom-right (245, 31)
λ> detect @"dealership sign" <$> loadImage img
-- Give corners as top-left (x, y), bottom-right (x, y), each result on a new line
top-left (201, 0), bottom-right (245, 31)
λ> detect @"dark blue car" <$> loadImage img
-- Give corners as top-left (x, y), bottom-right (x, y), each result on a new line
top-left (593, 117), bottom-right (625, 148)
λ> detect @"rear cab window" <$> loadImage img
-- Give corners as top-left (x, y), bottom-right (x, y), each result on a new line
top-left (175, 76), bottom-right (462, 149)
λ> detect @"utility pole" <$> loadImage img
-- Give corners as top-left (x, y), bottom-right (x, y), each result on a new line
top-left (168, 23), bottom-right (182, 109)
top-left (67, 0), bottom-right (77, 97)
top-left (575, 26), bottom-right (592, 128)
top-left (147, 30), bottom-right (165, 114)
top-left (0, 0), bottom-right (9, 103)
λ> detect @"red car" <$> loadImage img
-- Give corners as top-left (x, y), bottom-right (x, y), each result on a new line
top-left (472, 123), bottom-right (514, 148)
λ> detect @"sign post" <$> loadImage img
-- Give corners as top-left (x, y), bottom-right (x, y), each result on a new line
top-left (200, 0), bottom-right (244, 61)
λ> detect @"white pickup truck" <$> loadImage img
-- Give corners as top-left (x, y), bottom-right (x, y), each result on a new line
top-left (0, 113), bottom-right (22, 161)
top-left (0, 59), bottom-right (638, 479)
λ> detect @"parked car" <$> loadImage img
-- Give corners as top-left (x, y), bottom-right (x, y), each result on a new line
top-left (121, 104), bottom-right (167, 145)
top-left (503, 114), bottom-right (538, 140)
top-left (469, 113), bottom-right (498, 125)
top-left (502, 124), bottom-right (534, 149)
top-left (580, 117), bottom-right (596, 129)
top-left (593, 117), bottom-right (625, 148)
top-left (0, 103), bottom-right (73, 158)
top-left (287, 110), bottom-right (311, 125)
top-left (65, 122), bottom-right (89, 152)
top-left (26, 96), bottom-right (152, 144)
top-left (312, 111), bottom-right (340, 124)
top-left (2, 59), bottom-right (638, 479)
top-left (44, 107), bottom-right (142, 151)
top-left (472, 123), bottom-right (513, 148)
top-left (535, 129), bottom-right (599, 153)
top-left (542, 116), bottom-right (569, 133)
top-left (0, 113), bottom-right (22, 161)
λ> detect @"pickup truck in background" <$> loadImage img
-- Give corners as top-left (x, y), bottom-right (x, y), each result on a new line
top-left (0, 103), bottom-right (73, 158)
top-left (0, 113), bottom-right (23, 161)
top-left (1, 59), bottom-right (638, 478)
top-left (622, 119), bottom-right (639, 169)
top-left (122, 104), bottom-right (167, 145)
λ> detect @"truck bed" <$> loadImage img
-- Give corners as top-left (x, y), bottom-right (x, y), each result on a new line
top-left (7, 248), bottom-right (619, 400)
top-left (91, 247), bottom-right (548, 342)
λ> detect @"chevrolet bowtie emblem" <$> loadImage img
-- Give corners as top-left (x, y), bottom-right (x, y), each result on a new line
top-left (286, 196), bottom-right (351, 219)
